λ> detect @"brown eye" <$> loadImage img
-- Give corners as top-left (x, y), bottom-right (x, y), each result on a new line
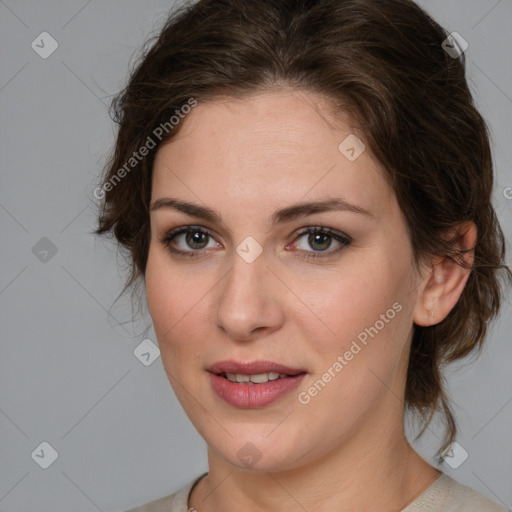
top-left (307, 231), bottom-right (333, 251)
top-left (184, 230), bottom-right (210, 250)
top-left (288, 227), bottom-right (351, 259)
top-left (160, 226), bottom-right (221, 257)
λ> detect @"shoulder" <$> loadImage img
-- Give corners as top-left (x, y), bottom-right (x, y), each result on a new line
top-left (403, 473), bottom-right (508, 512)
top-left (124, 473), bottom-right (207, 512)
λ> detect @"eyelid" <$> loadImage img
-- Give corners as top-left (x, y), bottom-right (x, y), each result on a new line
top-left (292, 225), bottom-right (351, 243)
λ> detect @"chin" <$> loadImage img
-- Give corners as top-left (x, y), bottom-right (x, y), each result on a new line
top-left (204, 427), bottom-right (311, 473)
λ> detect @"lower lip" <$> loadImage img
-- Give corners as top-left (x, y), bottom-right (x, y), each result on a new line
top-left (209, 373), bottom-right (306, 408)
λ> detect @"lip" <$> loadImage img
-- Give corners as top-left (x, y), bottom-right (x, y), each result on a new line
top-left (207, 359), bottom-right (307, 408)
top-left (207, 359), bottom-right (305, 376)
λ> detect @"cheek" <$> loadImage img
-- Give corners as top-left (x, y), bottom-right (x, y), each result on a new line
top-left (144, 246), bottom-right (211, 359)
top-left (294, 275), bottom-right (411, 427)
top-left (145, 248), bottom-right (172, 333)
top-left (289, 248), bottom-right (415, 413)
top-left (290, 258), bottom-right (403, 349)
top-left (145, 247), bottom-right (183, 346)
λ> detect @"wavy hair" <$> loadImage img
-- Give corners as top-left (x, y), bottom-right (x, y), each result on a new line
top-left (95, 0), bottom-right (511, 459)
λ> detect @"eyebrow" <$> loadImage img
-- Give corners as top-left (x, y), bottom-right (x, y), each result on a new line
top-left (150, 197), bottom-right (373, 226)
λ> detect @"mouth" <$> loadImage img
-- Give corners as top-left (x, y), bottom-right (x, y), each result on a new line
top-left (207, 359), bottom-right (306, 380)
top-left (216, 371), bottom-right (302, 384)
top-left (207, 360), bottom-right (307, 408)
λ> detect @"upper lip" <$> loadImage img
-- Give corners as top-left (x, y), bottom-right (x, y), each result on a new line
top-left (207, 360), bottom-right (306, 376)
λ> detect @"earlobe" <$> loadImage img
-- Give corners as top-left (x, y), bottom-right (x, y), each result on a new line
top-left (413, 222), bottom-right (477, 327)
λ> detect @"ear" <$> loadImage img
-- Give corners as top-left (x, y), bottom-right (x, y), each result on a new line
top-left (413, 221), bottom-right (477, 327)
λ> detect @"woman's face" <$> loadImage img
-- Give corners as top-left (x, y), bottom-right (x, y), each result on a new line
top-left (146, 89), bottom-right (427, 472)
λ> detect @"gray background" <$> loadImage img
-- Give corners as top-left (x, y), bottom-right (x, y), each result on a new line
top-left (0, 1), bottom-right (511, 511)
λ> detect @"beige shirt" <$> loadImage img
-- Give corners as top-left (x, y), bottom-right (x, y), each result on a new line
top-left (125, 472), bottom-right (507, 511)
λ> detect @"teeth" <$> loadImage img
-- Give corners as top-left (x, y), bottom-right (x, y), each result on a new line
top-left (224, 372), bottom-right (289, 383)
top-left (250, 373), bottom-right (270, 384)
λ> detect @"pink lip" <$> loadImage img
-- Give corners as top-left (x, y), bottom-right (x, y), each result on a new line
top-left (207, 360), bottom-right (307, 408)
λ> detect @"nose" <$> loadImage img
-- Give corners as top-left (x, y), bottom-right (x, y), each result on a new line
top-left (214, 249), bottom-right (285, 341)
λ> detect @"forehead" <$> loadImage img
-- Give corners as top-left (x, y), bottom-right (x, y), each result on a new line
top-left (151, 89), bottom-right (394, 217)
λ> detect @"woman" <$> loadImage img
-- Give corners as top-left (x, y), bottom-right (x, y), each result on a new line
top-left (95, 0), bottom-right (511, 510)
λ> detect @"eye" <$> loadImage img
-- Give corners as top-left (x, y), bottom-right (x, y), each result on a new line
top-left (287, 227), bottom-right (351, 259)
top-left (160, 225), bottom-right (351, 260)
top-left (160, 226), bottom-right (221, 258)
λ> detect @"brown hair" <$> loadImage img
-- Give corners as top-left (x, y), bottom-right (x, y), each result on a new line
top-left (94, 0), bottom-right (511, 459)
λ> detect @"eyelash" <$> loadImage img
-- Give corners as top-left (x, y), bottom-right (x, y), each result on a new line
top-left (159, 225), bottom-right (351, 260)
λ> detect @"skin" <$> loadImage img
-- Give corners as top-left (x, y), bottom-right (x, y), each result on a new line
top-left (145, 88), bottom-right (476, 511)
